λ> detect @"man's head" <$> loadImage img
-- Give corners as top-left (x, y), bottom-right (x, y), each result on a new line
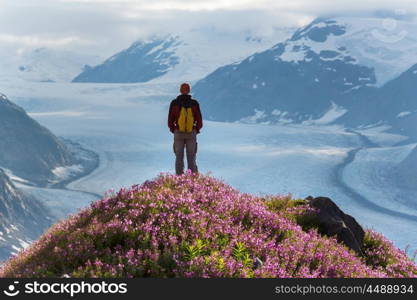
top-left (180, 83), bottom-right (191, 95)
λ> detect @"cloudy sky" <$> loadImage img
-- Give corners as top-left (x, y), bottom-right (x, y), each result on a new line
top-left (1, 0), bottom-right (416, 57)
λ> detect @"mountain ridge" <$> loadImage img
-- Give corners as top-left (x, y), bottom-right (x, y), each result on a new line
top-left (71, 28), bottom-right (293, 84)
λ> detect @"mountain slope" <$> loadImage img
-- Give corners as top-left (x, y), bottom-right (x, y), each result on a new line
top-left (0, 169), bottom-right (52, 261)
top-left (1, 173), bottom-right (415, 278)
top-left (0, 93), bottom-right (74, 185)
top-left (72, 28), bottom-right (293, 84)
top-left (339, 63), bottom-right (417, 136)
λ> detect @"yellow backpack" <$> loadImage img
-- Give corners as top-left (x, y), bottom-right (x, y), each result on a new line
top-left (178, 106), bottom-right (194, 133)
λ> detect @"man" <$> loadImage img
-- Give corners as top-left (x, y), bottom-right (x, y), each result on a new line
top-left (168, 83), bottom-right (203, 175)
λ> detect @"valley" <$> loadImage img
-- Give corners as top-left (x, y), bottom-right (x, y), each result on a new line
top-left (1, 80), bottom-right (416, 258)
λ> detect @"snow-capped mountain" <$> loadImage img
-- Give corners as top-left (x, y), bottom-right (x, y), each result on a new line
top-left (0, 169), bottom-right (52, 261)
top-left (73, 35), bottom-right (182, 83)
top-left (288, 17), bottom-right (417, 87)
top-left (72, 28), bottom-right (294, 83)
top-left (194, 18), bottom-right (380, 123)
top-left (0, 48), bottom-right (102, 83)
top-left (193, 17), bottom-right (417, 124)
top-left (0, 93), bottom-right (74, 185)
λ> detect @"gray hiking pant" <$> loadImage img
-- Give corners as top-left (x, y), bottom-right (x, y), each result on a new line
top-left (173, 129), bottom-right (198, 175)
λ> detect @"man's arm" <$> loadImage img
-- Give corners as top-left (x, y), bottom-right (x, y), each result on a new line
top-left (168, 101), bottom-right (176, 133)
top-left (194, 101), bottom-right (203, 133)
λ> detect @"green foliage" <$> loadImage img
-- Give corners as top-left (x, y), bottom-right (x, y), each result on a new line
top-left (362, 231), bottom-right (392, 268)
top-left (265, 196), bottom-right (305, 212)
top-left (183, 239), bottom-right (208, 261)
top-left (232, 242), bottom-right (253, 268)
top-left (217, 257), bottom-right (225, 272)
top-left (216, 234), bottom-right (229, 250)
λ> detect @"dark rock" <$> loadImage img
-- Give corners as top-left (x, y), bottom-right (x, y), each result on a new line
top-left (305, 196), bottom-right (365, 255)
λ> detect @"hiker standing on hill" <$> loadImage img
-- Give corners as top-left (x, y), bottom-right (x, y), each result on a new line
top-left (168, 83), bottom-right (203, 175)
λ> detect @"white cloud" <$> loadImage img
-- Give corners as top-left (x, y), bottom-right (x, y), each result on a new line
top-left (0, 0), bottom-right (416, 57)
top-left (53, 0), bottom-right (417, 14)
top-left (59, 0), bottom-right (257, 11)
top-left (0, 34), bottom-right (86, 48)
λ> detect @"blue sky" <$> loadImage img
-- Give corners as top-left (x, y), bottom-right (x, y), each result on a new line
top-left (0, 0), bottom-right (416, 56)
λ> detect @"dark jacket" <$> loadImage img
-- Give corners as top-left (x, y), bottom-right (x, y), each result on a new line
top-left (168, 94), bottom-right (203, 133)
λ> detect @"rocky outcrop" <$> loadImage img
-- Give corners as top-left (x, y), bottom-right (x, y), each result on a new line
top-left (0, 93), bottom-right (74, 185)
top-left (305, 196), bottom-right (365, 255)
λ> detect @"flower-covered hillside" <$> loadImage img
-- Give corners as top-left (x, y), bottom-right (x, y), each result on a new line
top-left (1, 172), bottom-right (416, 278)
